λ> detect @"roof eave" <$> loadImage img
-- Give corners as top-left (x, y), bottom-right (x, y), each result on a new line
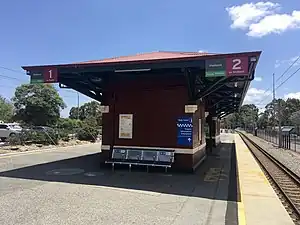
top-left (22, 51), bottom-right (262, 72)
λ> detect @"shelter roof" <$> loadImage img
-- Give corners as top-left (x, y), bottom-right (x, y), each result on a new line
top-left (22, 50), bottom-right (260, 70)
top-left (22, 50), bottom-right (262, 118)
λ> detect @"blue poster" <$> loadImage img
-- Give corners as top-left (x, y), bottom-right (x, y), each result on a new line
top-left (177, 117), bottom-right (193, 146)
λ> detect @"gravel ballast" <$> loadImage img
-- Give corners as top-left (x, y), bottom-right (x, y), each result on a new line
top-left (242, 132), bottom-right (300, 178)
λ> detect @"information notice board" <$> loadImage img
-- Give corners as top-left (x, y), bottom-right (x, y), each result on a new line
top-left (177, 117), bottom-right (193, 146)
top-left (119, 114), bottom-right (133, 139)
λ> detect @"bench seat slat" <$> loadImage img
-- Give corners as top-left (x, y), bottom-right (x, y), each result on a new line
top-left (105, 160), bottom-right (172, 167)
top-left (106, 148), bottom-right (175, 171)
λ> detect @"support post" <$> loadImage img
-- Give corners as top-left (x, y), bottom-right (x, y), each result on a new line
top-left (206, 109), bottom-right (217, 153)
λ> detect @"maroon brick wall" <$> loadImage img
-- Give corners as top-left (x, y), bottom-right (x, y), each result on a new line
top-left (102, 75), bottom-right (191, 149)
top-left (101, 75), bottom-right (207, 170)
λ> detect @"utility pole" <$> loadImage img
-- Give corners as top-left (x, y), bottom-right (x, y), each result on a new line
top-left (77, 91), bottom-right (80, 120)
top-left (273, 73), bottom-right (282, 147)
top-left (278, 101), bottom-right (282, 148)
top-left (273, 73), bottom-right (275, 100)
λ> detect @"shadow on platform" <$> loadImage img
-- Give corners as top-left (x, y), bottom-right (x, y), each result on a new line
top-left (0, 143), bottom-right (240, 202)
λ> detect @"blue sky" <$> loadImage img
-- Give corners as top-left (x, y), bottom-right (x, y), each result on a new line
top-left (0, 0), bottom-right (300, 116)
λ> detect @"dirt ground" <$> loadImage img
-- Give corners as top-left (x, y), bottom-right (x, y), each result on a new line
top-left (0, 139), bottom-right (100, 154)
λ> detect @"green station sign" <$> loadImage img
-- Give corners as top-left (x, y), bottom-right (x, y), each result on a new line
top-left (30, 72), bottom-right (44, 84)
top-left (205, 59), bottom-right (226, 77)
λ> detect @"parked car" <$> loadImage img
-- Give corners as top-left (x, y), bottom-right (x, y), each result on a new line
top-left (0, 123), bottom-right (22, 141)
top-left (31, 126), bottom-right (58, 134)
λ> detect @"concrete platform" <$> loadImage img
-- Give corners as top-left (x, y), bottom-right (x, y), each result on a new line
top-left (235, 134), bottom-right (294, 225)
top-left (0, 135), bottom-right (238, 225)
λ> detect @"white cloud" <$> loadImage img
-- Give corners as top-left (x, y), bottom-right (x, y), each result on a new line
top-left (244, 87), bottom-right (272, 106)
top-left (226, 2), bottom-right (280, 29)
top-left (275, 59), bottom-right (281, 68)
top-left (247, 10), bottom-right (300, 37)
top-left (254, 76), bottom-right (263, 81)
top-left (284, 92), bottom-right (300, 99)
top-left (226, 2), bottom-right (300, 37)
top-left (289, 55), bottom-right (300, 65)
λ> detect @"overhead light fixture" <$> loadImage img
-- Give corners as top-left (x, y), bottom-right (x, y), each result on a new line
top-left (90, 77), bottom-right (102, 82)
top-left (114, 68), bottom-right (151, 73)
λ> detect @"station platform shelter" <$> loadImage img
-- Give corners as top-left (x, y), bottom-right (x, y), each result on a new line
top-left (22, 50), bottom-right (261, 172)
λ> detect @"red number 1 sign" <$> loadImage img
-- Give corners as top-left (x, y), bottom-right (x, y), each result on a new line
top-left (226, 57), bottom-right (249, 77)
top-left (43, 67), bottom-right (58, 83)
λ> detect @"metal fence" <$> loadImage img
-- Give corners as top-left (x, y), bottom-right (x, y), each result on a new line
top-left (254, 129), bottom-right (300, 153)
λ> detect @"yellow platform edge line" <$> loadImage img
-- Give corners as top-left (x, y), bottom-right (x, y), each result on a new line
top-left (234, 134), bottom-right (247, 225)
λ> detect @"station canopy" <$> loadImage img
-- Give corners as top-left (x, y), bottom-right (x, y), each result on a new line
top-left (22, 50), bottom-right (261, 118)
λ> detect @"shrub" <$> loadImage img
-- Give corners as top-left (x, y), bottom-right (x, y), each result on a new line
top-left (77, 124), bottom-right (98, 141)
top-left (56, 118), bottom-right (82, 142)
top-left (57, 129), bottom-right (71, 142)
top-left (19, 129), bottom-right (59, 145)
top-left (8, 134), bottom-right (22, 146)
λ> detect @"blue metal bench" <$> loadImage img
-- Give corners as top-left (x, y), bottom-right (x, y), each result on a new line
top-left (105, 148), bottom-right (175, 172)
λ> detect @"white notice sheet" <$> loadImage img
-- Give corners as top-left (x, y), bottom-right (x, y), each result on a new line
top-left (119, 114), bottom-right (133, 139)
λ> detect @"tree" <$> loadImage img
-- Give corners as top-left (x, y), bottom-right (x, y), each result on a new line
top-left (0, 96), bottom-right (14, 122)
top-left (12, 84), bottom-right (66, 126)
top-left (222, 98), bottom-right (300, 130)
top-left (77, 116), bottom-right (99, 141)
top-left (222, 113), bottom-right (239, 129)
top-left (284, 98), bottom-right (300, 125)
top-left (286, 98), bottom-right (300, 114)
top-left (69, 101), bottom-right (102, 126)
top-left (238, 104), bottom-right (259, 130)
top-left (69, 107), bottom-right (80, 120)
top-left (57, 118), bottom-right (82, 130)
top-left (290, 110), bottom-right (300, 134)
top-left (257, 112), bottom-right (269, 129)
top-left (221, 104), bottom-right (259, 130)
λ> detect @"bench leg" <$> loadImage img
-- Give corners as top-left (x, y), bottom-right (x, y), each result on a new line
top-left (129, 164), bottom-right (131, 172)
top-left (112, 163), bottom-right (115, 172)
top-left (165, 167), bottom-right (167, 173)
top-left (147, 166), bottom-right (149, 173)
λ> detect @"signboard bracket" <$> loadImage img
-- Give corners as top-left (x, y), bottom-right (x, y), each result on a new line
top-left (196, 77), bottom-right (227, 100)
top-left (59, 83), bottom-right (72, 89)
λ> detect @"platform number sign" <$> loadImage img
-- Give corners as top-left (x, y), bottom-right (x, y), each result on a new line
top-left (30, 67), bottom-right (58, 84)
top-left (43, 67), bottom-right (58, 83)
top-left (226, 57), bottom-right (249, 77)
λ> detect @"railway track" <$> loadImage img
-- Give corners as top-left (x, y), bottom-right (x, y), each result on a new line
top-left (238, 132), bottom-right (300, 224)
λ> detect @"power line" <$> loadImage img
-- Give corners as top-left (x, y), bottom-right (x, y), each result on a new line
top-left (0, 84), bottom-right (77, 100)
top-left (0, 84), bottom-right (19, 89)
top-left (275, 67), bottom-right (300, 90)
top-left (257, 56), bottom-right (300, 105)
top-left (0, 74), bottom-right (27, 82)
top-left (256, 66), bottom-right (300, 108)
top-left (0, 66), bottom-right (25, 75)
top-left (0, 66), bottom-right (81, 96)
top-left (275, 56), bottom-right (300, 83)
top-left (0, 75), bottom-right (76, 100)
